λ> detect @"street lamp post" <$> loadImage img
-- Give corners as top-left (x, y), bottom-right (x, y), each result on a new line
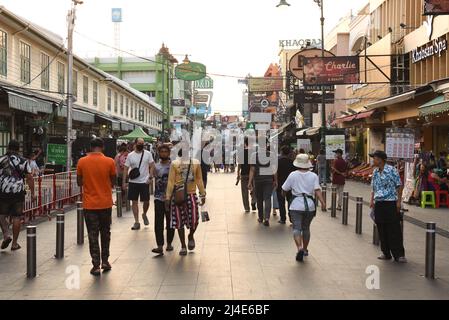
top-left (277, 0), bottom-right (327, 184)
top-left (66, 0), bottom-right (83, 171)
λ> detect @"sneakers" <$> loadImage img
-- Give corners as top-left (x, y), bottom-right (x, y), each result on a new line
top-left (251, 204), bottom-right (257, 211)
top-left (152, 247), bottom-right (164, 255)
top-left (395, 256), bottom-right (408, 263)
top-left (296, 249), bottom-right (305, 262)
top-left (179, 247), bottom-right (188, 256)
top-left (188, 236), bottom-right (196, 250)
top-left (131, 222), bottom-right (141, 230)
top-left (1, 237), bottom-right (12, 250)
top-left (166, 244), bottom-right (174, 252)
top-left (142, 214), bottom-right (149, 226)
top-left (263, 220), bottom-right (270, 227)
top-left (257, 218), bottom-right (263, 223)
top-left (377, 254), bottom-right (392, 260)
top-left (278, 220), bottom-right (286, 225)
top-left (90, 266), bottom-right (101, 276)
top-left (304, 250), bottom-right (309, 257)
top-left (101, 262), bottom-right (112, 272)
top-left (245, 210), bottom-right (250, 214)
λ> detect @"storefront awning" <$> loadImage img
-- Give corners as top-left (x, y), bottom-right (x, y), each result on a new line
top-left (296, 127), bottom-right (320, 136)
top-left (111, 120), bottom-right (121, 131)
top-left (7, 91), bottom-right (54, 115)
top-left (418, 96), bottom-right (449, 116)
top-left (355, 110), bottom-right (375, 119)
top-left (57, 106), bottom-right (95, 123)
top-left (120, 122), bottom-right (134, 132)
top-left (270, 121), bottom-right (294, 140)
top-left (365, 90), bottom-right (416, 110)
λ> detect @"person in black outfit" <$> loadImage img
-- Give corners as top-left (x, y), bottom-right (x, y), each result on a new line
top-left (237, 138), bottom-right (257, 213)
top-left (276, 145), bottom-right (296, 224)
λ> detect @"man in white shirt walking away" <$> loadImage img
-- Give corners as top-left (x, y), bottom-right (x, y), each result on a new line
top-left (282, 154), bottom-right (325, 262)
top-left (123, 138), bottom-right (155, 230)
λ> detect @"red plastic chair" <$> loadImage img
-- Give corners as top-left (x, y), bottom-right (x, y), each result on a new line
top-left (436, 190), bottom-right (449, 208)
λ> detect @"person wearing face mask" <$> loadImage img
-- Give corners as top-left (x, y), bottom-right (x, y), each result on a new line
top-left (123, 138), bottom-right (156, 231)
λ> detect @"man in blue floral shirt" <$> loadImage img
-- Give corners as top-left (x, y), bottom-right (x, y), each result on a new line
top-left (370, 150), bottom-right (407, 263)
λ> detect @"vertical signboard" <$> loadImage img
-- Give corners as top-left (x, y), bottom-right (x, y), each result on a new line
top-left (325, 135), bottom-right (345, 160)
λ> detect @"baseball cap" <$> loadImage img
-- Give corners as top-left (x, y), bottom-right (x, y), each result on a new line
top-left (369, 150), bottom-right (387, 160)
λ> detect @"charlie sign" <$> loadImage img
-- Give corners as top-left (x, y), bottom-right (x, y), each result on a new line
top-left (303, 56), bottom-right (360, 85)
top-left (424, 0), bottom-right (449, 15)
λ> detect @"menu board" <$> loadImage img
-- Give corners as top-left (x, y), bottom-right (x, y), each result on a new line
top-left (385, 128), bottom-right (415, 160)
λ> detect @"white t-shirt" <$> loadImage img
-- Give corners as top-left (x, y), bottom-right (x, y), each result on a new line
top-left (282, 170), bottom-right (321, 211)
top-left (125, 150), bottom-right (154, 184)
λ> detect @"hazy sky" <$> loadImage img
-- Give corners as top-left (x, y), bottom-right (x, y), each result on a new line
top-left (2, 0), bottom-right (365, 114)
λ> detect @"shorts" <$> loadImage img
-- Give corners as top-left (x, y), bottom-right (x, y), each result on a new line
top-left (127, 183), bottom-right (150, 202)
top-left (0, 197), bottom-right (24, 218)
top-left (170, 193), bottom-right (199, 230)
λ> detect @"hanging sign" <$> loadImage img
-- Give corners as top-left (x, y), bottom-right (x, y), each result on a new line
top-left (385, 128), bottom-right (415, 160)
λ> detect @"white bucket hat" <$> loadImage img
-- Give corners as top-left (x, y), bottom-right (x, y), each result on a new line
top-left (293, 153), bottom-right (313, 169)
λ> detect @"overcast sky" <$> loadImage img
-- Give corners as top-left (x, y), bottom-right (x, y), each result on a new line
top-left (2, 0), bottom-right (365, 114)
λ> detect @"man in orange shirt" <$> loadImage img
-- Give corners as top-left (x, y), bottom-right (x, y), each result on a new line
top-left (77, 138), bottom-right (116, 276)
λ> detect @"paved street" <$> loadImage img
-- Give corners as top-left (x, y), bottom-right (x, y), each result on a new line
top-left (1, 173), bottom-right (449, 300)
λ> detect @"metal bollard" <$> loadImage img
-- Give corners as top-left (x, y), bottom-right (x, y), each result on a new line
top-left (55, 213), bottom-right (65, 259)
top-left (321, 185), bottom-right (327, 212)
top-left (342, 192), bottom-right (349, 225)
top-left (116, 187), bottom-right (123, 218)
top-left (355, 197), bottom-right (363, 234)
top-left (373, 224), bottom-right (380, 246)
top-left (331, 187), bottom-right (337, 218)
top-left (425, 222), bottom-right (436, 279)
top-left (125, 190), bottom-right (131, 212)
top-left (27, 226), bottom-right (37, 278)
top-left (76, 202), bottom-right (84, 245)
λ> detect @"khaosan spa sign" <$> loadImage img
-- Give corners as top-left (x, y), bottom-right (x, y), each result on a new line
top-left (279, 39), bottom-right (322, 48)
top-left (412, 38), bottom-right (448, 63)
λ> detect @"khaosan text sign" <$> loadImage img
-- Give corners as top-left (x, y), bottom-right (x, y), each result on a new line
top-left (424, 0), bottom-right (449, 15)
top-left (303, 56), bottom-right (360, 85)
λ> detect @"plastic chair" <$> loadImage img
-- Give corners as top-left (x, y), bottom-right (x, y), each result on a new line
top-left (421, 191), bottom-right (436, 209)
top-left (436, 190), bottom-right (449, 208)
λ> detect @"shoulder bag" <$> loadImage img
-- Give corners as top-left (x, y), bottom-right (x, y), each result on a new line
top-left (128, 151), bottom-right (144, 180)
top-left (173, 159), bottom-right (192, 206)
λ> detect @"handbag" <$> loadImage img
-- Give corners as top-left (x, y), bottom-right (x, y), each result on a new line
top-left (128, 151), bottom-right (144, 180)
top-left (173, 159), bottom-right (192, 206)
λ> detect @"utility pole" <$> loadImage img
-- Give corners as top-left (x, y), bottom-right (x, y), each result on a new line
top-left (318, 0), bottom-right (327, 184)
top-left (66, 0), bottom-right (83, 170)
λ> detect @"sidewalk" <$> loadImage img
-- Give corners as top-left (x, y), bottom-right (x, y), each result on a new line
top-left (0, 173), bottom-right (448, 300)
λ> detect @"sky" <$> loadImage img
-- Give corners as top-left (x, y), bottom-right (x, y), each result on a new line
top-left (1, 0), bottom-right (366, 115)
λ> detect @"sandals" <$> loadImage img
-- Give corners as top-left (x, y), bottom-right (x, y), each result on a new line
top-left (188, 236), bottom-right (195, 250)
top-left (179, 247), bottom-right (188, 256)
top-left (11, 244), bottom-right (21, 251)
top-left (152, 247), bottom-right (164, 255)
top-left (166, 244), bottom-right (174, 252)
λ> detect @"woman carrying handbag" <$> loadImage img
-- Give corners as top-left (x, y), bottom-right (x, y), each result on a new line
top-left (165, 144), bottom-right (206, 256)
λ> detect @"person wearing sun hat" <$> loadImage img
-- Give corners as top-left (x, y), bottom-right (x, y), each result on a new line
top-left (281, 153), bottom-right (325, 262)
top-left (370, 150), bottom-right (407, 263)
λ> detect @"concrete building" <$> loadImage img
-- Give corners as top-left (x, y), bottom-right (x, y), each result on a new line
top-left (0, 5), bottom-right (163, 157)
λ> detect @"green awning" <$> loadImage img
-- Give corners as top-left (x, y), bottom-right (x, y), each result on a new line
top-left (419, 96), bottom-right (449, 116)
top-left (119, 127), bottom-right (153, 142)
top-left (8, 92), bottom-right (38, 114)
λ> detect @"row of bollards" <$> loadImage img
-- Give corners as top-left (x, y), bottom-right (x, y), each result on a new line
top-left (322, 184), bottom-right (437, 280)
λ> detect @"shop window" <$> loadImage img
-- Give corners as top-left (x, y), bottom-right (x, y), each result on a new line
top-left (120, 95), bottom-right (124, 115)
top-left (107, 88), bottom-right (112, 111)
top-left (41, 53), bottom-right (50, 90)
top-left (114, 92), bottom-right (118, 113)
top-left (19, 41), bottom-right (31, 84)
top-left (93, 81), bottom-right (98, 107)
top-left (0, 31), bottom-right (7, 77)
top-left (57, 62), bottom-right (65, 94)
top-left (126, 98), bottom-right (129, 117)
top-left (391, 53), bottom-right (410, 96)
top-left (83, 76), bottom-right (89, 104)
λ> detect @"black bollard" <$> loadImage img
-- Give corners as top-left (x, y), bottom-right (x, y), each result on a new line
top-left (116, 187), bottom-right (123, 218)
top-left (26, 226), bottom-right (37, 278)
top-left (373, 224), bottom-right (380, 246)
top-left (425, 222), bottom-right (436, 279)
top-left (76, 201), bottom-right (84, 245)
top-left (355, 197), bottom-right (363, 234)
top-left (331, 187), bottom-right (337, 218)
top-left (342, 192), bottom-right (349, 225)
top-left (55, 213), bottom-right (65, 259)
top-left (321, 185), bottom-right (327, 212)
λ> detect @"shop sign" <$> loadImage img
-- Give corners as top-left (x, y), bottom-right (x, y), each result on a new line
top-left (195, 76), bottom-right (214, 89)
top-left (303, 56), bottom-right (360, 85)
top-left (412, 38), bottom-right (447, 63)
top-left (172, 106), bottom-right (186, 116)
top-left (296, 139), bottom-right (311, 152)
top-left (279, 39), bottom-right (322, 48)
top-left (171, 99), bottom-right (185, 107)
top-left (47, 144), bottom-right (67, 166)
top-left (424, 0), bottom-right (449, 15)
top-left (175, 62), bottom-right (206, 81)
top-left (325, 135), bottom-right (345, 160)
top-left (170, 115), bottom-right (187, 124)
top-left (248, 77), bottom-right (283, 92)
top-left (289, 48), bottom-right (335, 80)
top-left (385, 128), bottom-right (415, 160)
top-left (295, 90), bottom-right (335, 104)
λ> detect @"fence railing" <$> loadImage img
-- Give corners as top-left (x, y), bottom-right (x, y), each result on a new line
top-left (23, 171), bottom-right (81, 222)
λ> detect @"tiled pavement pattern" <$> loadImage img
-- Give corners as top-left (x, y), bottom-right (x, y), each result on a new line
top-left (0, 174), bottom-right (448, 300)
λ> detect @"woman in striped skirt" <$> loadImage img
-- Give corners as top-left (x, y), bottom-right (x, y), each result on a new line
top-left (165, 147), bottom-right (206, 256)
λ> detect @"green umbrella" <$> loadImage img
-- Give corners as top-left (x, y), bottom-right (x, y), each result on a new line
top-left (119, 127), bottom-right (153, 142)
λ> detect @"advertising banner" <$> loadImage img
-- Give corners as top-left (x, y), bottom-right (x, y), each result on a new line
top-left (303, 56), bottom-right (360, 85)
top-left (424, 0), bottom-right (449, 15)
top-left (296, 139), bottom-right (311, 152)
top-left (385, 128), bottom-right (415, 160)
top-left (325, 135), bottom-right (345, 160)
top-left (248, 77), bottom-right (283, 92)
top-left (47, 144), bottom-right (67, 165)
